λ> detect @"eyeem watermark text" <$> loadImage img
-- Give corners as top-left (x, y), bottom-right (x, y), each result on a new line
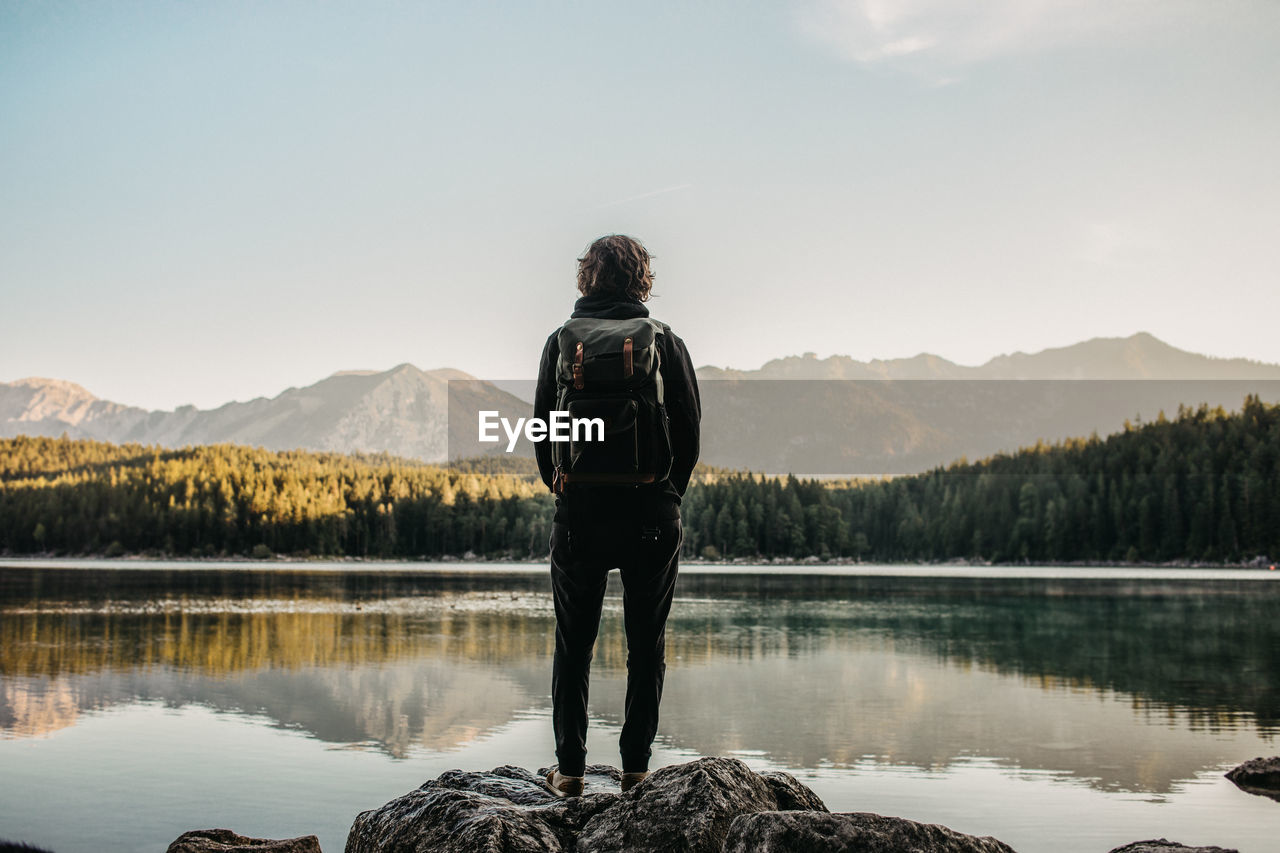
top-left (478, 411), bottom-right (604, 452)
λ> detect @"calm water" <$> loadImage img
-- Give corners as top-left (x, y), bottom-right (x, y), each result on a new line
top-left (1, 561), bottom-right (1277, 853)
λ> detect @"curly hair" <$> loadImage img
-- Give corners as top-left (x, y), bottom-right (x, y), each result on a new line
top-left (576, 235), bottom-right (654, 302)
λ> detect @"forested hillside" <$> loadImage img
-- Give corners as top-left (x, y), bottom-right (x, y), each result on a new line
top-left (683, 397), bottom-right (1279, 563)
top-left (1, 397), bottom-right (1276, 563)
top-left (0, 440), bottom-right (553, 559)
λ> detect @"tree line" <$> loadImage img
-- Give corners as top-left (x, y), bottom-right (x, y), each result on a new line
top-left (1, 396), bottom-right (1276, 563)
top-left (0, 440), bottom-right (554, 559)
top-left (682, 398), bottom-right (1278, 563)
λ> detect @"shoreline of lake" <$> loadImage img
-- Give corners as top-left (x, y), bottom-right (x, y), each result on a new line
top-left (2, 555), bottom-right (1277, 584)
top-left (1, 553), bottom-right (1276, 570)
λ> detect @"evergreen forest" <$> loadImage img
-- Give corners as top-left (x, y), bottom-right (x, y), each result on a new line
top-left (1, 397), bottom-right (1276, 564)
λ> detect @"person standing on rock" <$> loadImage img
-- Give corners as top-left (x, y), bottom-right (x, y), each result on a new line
top-left (534, 234), bottom-right (702, 796)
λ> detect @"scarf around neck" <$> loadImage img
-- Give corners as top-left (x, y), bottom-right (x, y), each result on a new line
top-left (570, 293), bottom-right (650, 320)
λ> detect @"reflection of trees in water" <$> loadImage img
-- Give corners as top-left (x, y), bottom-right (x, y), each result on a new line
top-left (0, 605), bottom-right (554, 677)
top-left (0, 604), bottom-right (555, 756)
top-left (593, 646), bottom-right (1271, 795)
top-left (599, 593), bottom-right (1279, 793)
top-left (664, 590), bottom-right (1280, 734)
top-left (0, 612), bottom-right (548, 758)
top-left (2, 571), bottom-right (1277, 794)
top-left (3, 588), bottom-right (1277, 732)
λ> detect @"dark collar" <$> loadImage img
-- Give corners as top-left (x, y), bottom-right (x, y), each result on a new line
top-left (570, 293), bottom-right (650, 320)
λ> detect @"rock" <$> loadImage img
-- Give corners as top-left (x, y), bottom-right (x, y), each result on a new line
top-left (574, 757), bottom-right (826, 853)
top-left (1224, 755), bottom-right (1280, 802)
top-left (344, 785), bottom-right (568, 853)
top-left (724, 811), bottom-right (1016, 853)
top-left (345, 757), bottom-right (827, 853)
top-left (166, 829), bottom-right (321, 853)
top-left (1107, 841), bottom-right (1238, 853)
top-left (759, 771), bottom-right (829, 812)
top-left (0, 842), bottom-right (57, 853)
top-left (436, 765), bottom-right (561, 806)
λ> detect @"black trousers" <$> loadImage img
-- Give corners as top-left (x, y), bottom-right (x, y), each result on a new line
top-left (549, 515), bottom-right (682, 776)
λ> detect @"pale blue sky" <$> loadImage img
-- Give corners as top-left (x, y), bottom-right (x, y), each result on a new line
top-left (3, 0), bottom-right (1279, 410)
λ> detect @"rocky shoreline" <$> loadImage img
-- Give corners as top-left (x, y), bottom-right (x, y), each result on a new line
top-left (4, 756), bottom-right (1272, 852)
top-left (168, 756), bottom-right (1269, 853)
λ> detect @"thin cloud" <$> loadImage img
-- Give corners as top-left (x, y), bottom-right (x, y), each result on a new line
top-left (795, 0), bottom-right (1207, 73)
top-left (595, 183), bottom-right (694, 209)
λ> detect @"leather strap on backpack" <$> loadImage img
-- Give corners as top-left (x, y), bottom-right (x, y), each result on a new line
top-left (622, 337), bottom-right (633, 378)
top-left (572, 342), bottom-right (584, 390)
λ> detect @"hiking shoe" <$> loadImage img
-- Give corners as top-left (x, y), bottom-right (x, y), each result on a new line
top-left (620, 771), bottom-right (649, 793)
top-left (546, 769), bottom-right (585, 798)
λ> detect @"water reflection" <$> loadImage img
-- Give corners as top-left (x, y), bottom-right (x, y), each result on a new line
top-left (1, 567), bottom-right (1276, 799)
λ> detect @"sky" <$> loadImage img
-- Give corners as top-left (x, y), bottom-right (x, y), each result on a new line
top-left (2, 0), bottom-right (1279, 411)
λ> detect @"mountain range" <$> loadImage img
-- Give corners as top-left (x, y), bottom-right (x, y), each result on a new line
top-left (0, 365), bottom-right (526, 464)
top-left (695, 332), bottom-right (1280, 380)
top-left (5, 333), bottom-right (1280, 474)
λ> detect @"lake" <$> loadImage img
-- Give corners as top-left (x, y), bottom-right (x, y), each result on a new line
top-left (1, 560), bottom-right (1277, 853)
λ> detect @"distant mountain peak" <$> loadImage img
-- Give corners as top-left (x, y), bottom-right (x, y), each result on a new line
top-left (327, 364), bottom-right (473, 382)
top-left (697, 333), bottom-right (1280, 382)
top-left (7, 376), bottom-right (97, 396)
top-left (1, 376), bottom-right (132, 427)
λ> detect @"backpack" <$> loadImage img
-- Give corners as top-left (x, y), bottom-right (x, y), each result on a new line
top-left (551, 316), bottom-right (674, 491)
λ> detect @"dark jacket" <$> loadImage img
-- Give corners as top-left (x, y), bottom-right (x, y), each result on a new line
top-left (535, 293), bottom-right (702, 523)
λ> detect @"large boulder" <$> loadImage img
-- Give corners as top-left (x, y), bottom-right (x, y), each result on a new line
top-left (573, 757), bottom-right (827, 853)
top-left (166, 829), bottom-right (322, 853)
top-left (343, 782), bottom-right (570, 853)
top-left (344, 757), bottom-right (826, 853)
top-left (723, 811), bottom-right (1015, 853)
top-left (1107, 841), bottom-right (1238, 853)
top-left (1224, 756), bottom-right (1280, 802)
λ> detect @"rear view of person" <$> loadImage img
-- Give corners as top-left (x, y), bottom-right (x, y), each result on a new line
top-left (534, 234), bottom-right (701, 796)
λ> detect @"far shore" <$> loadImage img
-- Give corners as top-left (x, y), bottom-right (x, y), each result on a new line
top-left (1, 552), bottom-right (1276, 576)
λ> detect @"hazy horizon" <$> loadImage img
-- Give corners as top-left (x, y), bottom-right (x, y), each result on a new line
top-left (4, 1), bottom-right (1279, 410)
